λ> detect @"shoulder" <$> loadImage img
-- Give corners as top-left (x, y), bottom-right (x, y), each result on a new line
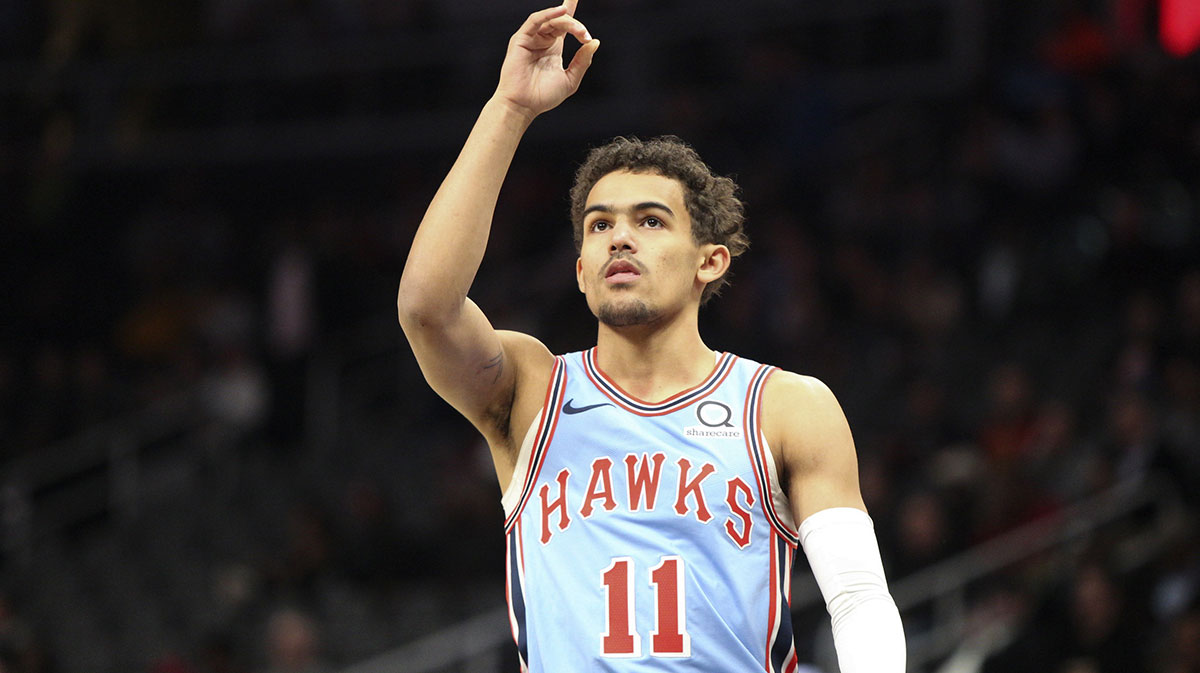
top-left (762, 369), bottom-right (836, 404)
top-left (761, 369), bottom-right (843, 422)
top-left (760, 369), bottom-right (866, 518)
top-left (497, 329), bottom-right (556, 369)
top-left (760, 370), bottom-right (854, 464)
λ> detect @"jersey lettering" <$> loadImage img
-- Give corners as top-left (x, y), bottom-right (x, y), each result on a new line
top-left (724, 477), bottom-right (755, 548)
top-left (673, 458), bottom-right (716, 522)
top-left (601, 557), bottom-right (641, 656)
top-left (625, 452), bottom-right (666, 511)
top-left (580, 457), bottom-right (618, 518)
top-left (539, 469), bottom-right (571, 544)
top-left (649, 556), bottom-right (690, 656)
top-left (601, 556), bottom-right (690, 658)
top-left (539, 456), bottom-right (763, 544)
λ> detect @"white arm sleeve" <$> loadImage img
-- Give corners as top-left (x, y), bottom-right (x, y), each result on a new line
top-left (799, 507), bottom-right (906, 673)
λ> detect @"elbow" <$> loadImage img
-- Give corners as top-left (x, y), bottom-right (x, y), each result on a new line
top-left (396, 281), bottom-right (456, 332)
top-left (395, 283), bottom-right (431, 329)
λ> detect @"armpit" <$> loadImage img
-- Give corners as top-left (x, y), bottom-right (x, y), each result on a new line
top-left (480, 351), bottom-right (515, 440)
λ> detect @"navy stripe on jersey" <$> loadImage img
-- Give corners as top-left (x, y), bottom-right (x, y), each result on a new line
top-left (582, 348), bottom-right (737, 415)
top-left (744, 365), bottom-right (800, 547)
top-left (504, 357), bottom-right (567, 533)
top-left (769, 534), bottom-right (798, 673)
top-left (506, 524), bottom-right (529, 667)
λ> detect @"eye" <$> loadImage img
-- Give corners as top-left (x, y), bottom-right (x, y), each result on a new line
top-left (589, 220), bottom-right (611, 233)
top-left (643, 216), bottom-right (664, 228)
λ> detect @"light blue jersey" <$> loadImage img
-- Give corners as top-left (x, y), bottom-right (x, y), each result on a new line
top-left (501, 349), bottom-right (802, 672)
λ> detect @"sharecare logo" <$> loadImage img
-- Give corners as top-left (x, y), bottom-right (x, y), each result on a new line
top-left (683, 427), bottom-right (741, 439)
top-left (683, 400), bottom-right (741, 439)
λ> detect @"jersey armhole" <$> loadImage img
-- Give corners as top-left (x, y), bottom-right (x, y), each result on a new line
top-left (758, 434), bottom-right (798, 537)
top-left (501, 356), bottom-right (567, 528)
top-left (501, 406), bottom-right (544, 517)
top-left (746, 365), bottom-right (800, 545)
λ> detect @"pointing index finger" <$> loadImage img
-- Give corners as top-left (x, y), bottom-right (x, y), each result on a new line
top-left (563, 0), bottom-right (579, 17)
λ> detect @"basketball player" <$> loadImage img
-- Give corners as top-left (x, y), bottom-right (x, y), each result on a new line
top-left (397, 2), bottom-right (906, 670)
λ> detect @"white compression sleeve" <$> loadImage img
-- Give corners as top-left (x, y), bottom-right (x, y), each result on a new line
top-left (799, 507), bottom-right (906, 673)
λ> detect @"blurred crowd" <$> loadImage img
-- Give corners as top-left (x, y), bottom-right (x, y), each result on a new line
top-left (1, 0), bottom-right (1199, 672)
top-left (0, 0), bottom-right (680, 62)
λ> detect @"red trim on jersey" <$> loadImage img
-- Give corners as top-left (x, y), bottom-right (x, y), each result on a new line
top-left (504, 358), bottom-right (567, 531)
top-left (753, 367), bottom-right (799, 544)
top-left (506, 519), bottom-right (531, 669)
top-left (782, 542), bottom-right (799, 673)
top-left (582, 349), bottom-right (737, 416)
top-left (742, 364), bottom-right (800, 546)
top-left (517, 518), bottom-right (526, 581)
top-left (766, 532), bottom-right (779, 671)
top-left (766, 531), bottom-right (801, 673)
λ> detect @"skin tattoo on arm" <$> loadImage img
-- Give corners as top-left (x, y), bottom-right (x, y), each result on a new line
top-left (483, 351), bottom-right (504, 384)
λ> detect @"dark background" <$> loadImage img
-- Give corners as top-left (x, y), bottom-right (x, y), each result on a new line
top-left (0, 0), bottom-right (1198, 672)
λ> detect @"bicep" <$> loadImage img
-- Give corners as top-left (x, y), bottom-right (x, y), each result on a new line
top-left (766, 373), bottom-right (866, 524)
top-left (400, 296), bottom-right (538, 435)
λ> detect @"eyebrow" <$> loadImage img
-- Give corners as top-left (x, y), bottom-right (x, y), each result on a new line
top-left (583, 201), bottom-right (676, 217)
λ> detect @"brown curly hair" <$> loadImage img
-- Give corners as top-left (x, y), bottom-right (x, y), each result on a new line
top-left (569, 136), bottom-right (748, 304)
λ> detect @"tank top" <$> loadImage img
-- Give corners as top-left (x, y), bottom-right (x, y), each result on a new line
top-left (501, 348), bottom-right (801, 672)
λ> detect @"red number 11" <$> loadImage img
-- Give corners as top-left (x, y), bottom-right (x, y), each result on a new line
top-left (601, 556), bottom-right (690, 658)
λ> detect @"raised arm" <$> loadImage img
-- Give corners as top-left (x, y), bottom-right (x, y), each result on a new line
top-left (764, 373), bottom-right (906, 673)
top-left (397, 3), bottom-right (599, 454)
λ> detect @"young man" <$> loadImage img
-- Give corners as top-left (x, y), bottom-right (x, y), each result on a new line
top-left (396, 2), bottom-right (906, 671)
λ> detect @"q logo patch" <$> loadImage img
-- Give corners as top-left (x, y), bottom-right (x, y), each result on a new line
top-left (696, 401), bottom-right (734, 428)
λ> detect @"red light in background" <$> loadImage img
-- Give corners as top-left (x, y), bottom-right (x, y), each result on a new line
top-left (1161, 0), bottom-right (1200, 56)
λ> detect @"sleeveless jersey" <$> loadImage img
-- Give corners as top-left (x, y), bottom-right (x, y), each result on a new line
top-left (501, 349), bottom-right (801, 672)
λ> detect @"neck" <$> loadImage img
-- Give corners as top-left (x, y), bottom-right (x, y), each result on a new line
top-left (593, 311), bottom-right (714, 402)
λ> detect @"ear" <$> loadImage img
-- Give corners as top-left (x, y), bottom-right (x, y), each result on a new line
top-left (576, 256), bottom-right (586, 294)
top-left (696, 244), bottom-right (730, 286)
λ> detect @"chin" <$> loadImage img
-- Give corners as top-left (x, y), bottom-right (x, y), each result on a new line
top-left (595, 298), bottom-right (659, 327)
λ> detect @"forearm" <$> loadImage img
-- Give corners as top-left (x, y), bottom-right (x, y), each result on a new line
top-left (399, 1), bottom-right (596, 327)
top-left (397, 97), bottom-right (534, 325)
top-left (800, 507), bottom-right (906, 673)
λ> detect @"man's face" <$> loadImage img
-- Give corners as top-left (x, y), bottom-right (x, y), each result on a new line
top-left (576, 170), bottom-right (717, 327)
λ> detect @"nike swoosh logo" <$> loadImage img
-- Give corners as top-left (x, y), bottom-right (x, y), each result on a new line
top-left (562, 399), bottom-right (613, 415)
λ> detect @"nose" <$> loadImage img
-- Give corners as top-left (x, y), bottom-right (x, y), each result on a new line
top-left (609, 220), bottom-right (637, 253)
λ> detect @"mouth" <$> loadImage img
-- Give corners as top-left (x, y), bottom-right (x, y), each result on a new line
top-left (604, 258), bottom-right (642, 284)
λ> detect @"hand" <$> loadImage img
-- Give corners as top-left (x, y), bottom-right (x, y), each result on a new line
top-left (494, 0), bottom-right (600, 120)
